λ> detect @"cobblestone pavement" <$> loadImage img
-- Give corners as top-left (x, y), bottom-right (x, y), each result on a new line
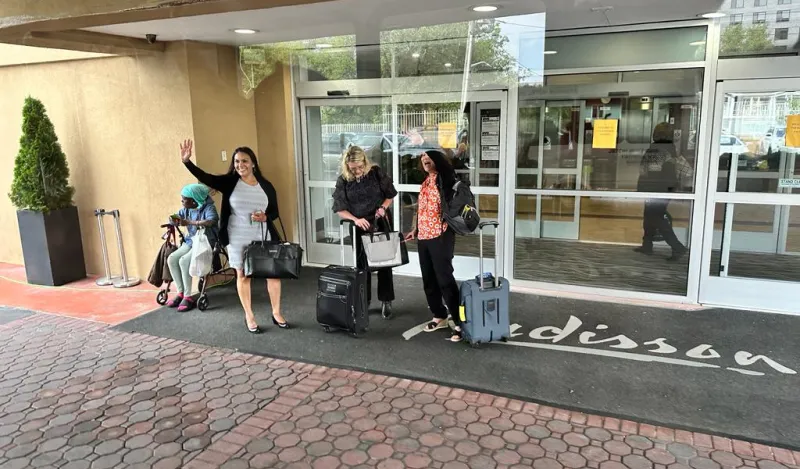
top-left (0, 314), bottom-right (798, 469)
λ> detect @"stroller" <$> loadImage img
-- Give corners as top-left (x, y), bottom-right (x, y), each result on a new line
top-left (154, 223), bottom-right (236, 311)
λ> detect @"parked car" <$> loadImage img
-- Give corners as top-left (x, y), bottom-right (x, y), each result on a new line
top-left (759, 126), bottom-right (786, 154)
top-left (720, 134), bottom-right (749, 163)
top-left (322, 132), bottom-right (356, 155)
top-left (719, 134), bottom-right (770, 171)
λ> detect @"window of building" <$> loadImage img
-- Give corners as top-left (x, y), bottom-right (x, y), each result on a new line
top-left (756, 0), bottom-right (768, 5)
top-left (775, 28), bottom-right (790, 40)
top-left (778, 0), bottom-right (791, 5)
top-left (754, 12), bottom-right (767, 23)
top-left (777, 10), bottom-right (791, 21)
top-left (732, 0), bottom-right (745, 7)
top-left (731, 13), bottom-right (744, 24)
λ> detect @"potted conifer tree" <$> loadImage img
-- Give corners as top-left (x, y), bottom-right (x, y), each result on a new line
top-left (8, 97), bottom-right (86, 286)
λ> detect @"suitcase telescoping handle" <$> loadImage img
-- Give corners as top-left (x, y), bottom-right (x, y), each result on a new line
top-left (478, 221), bottom-right (500, 290)
top-left (340, 219), bottom-right (358, 267)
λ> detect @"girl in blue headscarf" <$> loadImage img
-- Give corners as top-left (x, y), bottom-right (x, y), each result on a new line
top-left (166, 183), bottom-right (220, 312)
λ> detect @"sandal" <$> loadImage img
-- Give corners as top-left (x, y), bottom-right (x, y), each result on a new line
top-left (177, 297), bottom-right (195, 313)
top-left (424, 319), bottom-right (448, 332)
top-left (168, 293), bottom-right (184, 308)
top-left (449, 327), bottom-right (463, 343)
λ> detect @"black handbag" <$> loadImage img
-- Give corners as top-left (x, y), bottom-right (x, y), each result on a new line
top-left (243, 218), bottom-right (303, 279)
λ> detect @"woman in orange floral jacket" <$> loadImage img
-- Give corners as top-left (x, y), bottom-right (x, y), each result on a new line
top-left (405, 150), bottom-right (463, 342)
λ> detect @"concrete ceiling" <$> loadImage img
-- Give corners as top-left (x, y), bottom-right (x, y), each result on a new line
top-left (84, 0), bottom-right (725, 46)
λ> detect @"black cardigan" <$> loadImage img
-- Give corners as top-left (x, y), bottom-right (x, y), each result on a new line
top-left (184, 161), bottom-right (281, 246)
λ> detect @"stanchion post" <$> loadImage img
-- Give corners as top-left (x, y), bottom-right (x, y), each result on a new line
top-left (111, 210), bottom-right (141, 288)
top-left (94, 209), bottom-right (117, 286)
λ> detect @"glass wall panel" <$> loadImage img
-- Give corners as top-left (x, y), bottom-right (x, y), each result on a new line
top-left (396, 101), bottom-right (502, 188)
top-left (710, 203), bottom-right (800, 282)
top-left (306, 103), bottom-right (392, 182)
top-left (398, 192), bottom-right (498, 259)
top-left (543, 27), bottom-right (707, 69)
top-left (716, 91), bottom-right (800, 194)
top-left (514, 196), bottom-right (693, 295)
top-left (516, 69), bottom-right (704, 193)
top-left (714, 2), bottom-right (800, 58)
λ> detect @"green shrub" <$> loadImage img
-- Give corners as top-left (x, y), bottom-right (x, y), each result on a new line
top-left (8, 97), bottom-right (75, 212)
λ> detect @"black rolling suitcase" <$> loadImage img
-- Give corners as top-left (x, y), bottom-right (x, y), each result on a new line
top-left (316, 220), bottom-right (369, 336)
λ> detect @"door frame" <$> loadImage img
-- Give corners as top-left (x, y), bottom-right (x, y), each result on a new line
top-left (699, 77), bottom-right (800, 314)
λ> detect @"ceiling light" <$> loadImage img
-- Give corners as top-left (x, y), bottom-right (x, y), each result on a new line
top-left (315, 43), bottom-right (332, 49)
top-left (543, 50), bottom-right (557, 55)
top-left (690, 40), bottom-right (706, 46)
top-left (233, 28), bottom-right (258, 34)
top-left (699, 12), bottom-right (726, 18)
top-left (472, 5), bottom-right (498, 12)
top-left (445, 63), bottom-right (452, 67)
top-left (412, 52), bottom-right (420, 58)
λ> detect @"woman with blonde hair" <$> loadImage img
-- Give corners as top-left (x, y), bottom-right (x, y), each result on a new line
top-left (332, 145), bottom-right (398, 318)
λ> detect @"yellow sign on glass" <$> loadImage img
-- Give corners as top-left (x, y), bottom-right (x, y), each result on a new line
top-left (438, 122), bottom-right (457, 148)
top-left (592, 119), bottom-right (618, 149)
top-left (786, 115), bottom-right (800, 148)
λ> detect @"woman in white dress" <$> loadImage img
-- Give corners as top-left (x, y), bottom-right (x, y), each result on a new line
top-left (180, 140), bottom-right (288, 333)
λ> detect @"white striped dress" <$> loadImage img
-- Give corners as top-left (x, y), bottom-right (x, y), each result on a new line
top-left (227, 179), bottom-right (270, 270)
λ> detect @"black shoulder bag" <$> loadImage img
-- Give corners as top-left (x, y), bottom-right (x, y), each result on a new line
top-left (243, 218), bottom-right (303, 279)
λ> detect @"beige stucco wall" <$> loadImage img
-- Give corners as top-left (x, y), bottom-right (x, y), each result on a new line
top-left (254, 64), bottom-right (299, 241)
top-left (0, 43), bottom-right (196, 278)
top-left (0, 44), bottom-right (112, 67)
top-left (187, 42), bottom-right (258, 177)
top-left (0, 41), bottom-right (300, 281)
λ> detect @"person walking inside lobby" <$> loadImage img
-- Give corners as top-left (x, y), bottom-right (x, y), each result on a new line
top-left (179, 139), bottom-right (289, 333)
top-left (634, 122), bottom-right (692, 261)
top-left (166, 183), bottom-right (219, 312)
top-left (333, 145), bottom-right (398, 319)
top-left (405, 150), bottom-right (463, 342)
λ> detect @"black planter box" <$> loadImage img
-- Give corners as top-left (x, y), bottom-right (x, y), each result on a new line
top-left (17, 206), bottom-right (87, 286)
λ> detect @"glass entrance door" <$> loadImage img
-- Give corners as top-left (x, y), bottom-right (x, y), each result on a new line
top-left (299, 98), bottom-right (392, 266)
top-left (700, 78), bottom-right (800, 314)
top-left (299, 92), bottom-right (507, 281)
top-left (392, 91), bottom-right (507, 280)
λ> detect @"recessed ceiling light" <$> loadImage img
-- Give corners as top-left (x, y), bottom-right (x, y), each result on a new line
top-left (315, 43), bottom-right (332, 49)
top-left (233, 28), bottom-right (258, 34)
top-left (445, 63), bottom-right (452, 67)
top-left (412, 52), bottom-right (421, 58)
top-left (543, 50), bottom-right (557, 55)
top-left (699, 12), bottom-right (726, 18)
top-left (690, 40), bottom-right (706, 46)
top-left (472, 5), bottom-right (498, 12)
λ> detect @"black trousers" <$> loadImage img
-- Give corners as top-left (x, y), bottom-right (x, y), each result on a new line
top-left (417, 229), bottom-right (462, 327)
top-left (355, 225), bottom-right (395, 303)
top-left (642, 200), bottom-right (684, 251)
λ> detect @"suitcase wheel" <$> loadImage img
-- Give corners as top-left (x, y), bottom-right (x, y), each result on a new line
top-left (470, 342), bottom-right (481, 349)
top-left (500, 337), bottom-right (509, 343)
top-left (323, 326), bottom-right (334, 333)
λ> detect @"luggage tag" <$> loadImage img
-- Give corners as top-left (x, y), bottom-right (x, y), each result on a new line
top-left (459, 305), bottom-right (466, 322)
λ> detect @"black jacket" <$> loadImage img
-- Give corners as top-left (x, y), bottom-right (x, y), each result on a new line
top-left (637, 143), bottom-right (680, 193)
top-left (184, 161), bottom-right (281, 246)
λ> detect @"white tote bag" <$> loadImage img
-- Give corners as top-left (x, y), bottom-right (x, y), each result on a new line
top-left (189, 228), bottom-right (213, 277)
top-left (361, 231), bottom-right (409, 270)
